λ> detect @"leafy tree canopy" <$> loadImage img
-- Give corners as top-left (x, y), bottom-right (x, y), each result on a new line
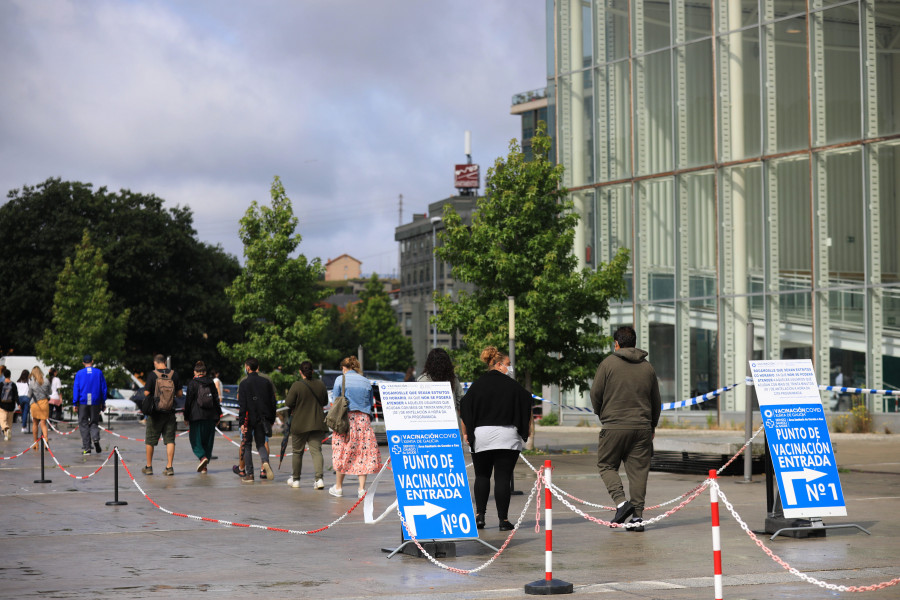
top-left (218, 176), bottom-right (330, 372)
top-left (36, 230), bottom-right (130, 386)
top-left (0, 178), bottom-right (242, 381)
top-left (356, 274), bottom-right (414, 371)
top-left (434, 124), bottom-right (630, 392)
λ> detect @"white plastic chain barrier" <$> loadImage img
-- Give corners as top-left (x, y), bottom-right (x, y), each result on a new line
top-left (114, 447), bottom-right (366, 535)
top-left (393, 466), bottom-right (546, 574)
top-left (45, 439), bottom-right (116, 479)
top-left (518, 424), bottom-right (766, 514)
top-left (0, 442), bottom-right (36, 460)
top-left (716, 487), bottom-right (900, 593)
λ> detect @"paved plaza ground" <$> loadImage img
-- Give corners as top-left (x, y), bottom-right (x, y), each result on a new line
top-left (1, 422), bottom-right (898, 599)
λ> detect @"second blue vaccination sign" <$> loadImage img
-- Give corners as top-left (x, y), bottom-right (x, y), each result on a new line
top-left (378, 381), bottom-right (477, 541)
top-left (750, 359), bottom-right (846, 518)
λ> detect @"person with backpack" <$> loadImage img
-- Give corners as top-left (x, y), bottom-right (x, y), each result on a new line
top-left (141, 354), bottom-right (182, 476)
top-left (0, 369), bottom-right (16, 441)
top-left (236, 357), bottom-right (276, 484)
top-left (72, 355), bottom-right (108, 455)
top-left (184, 360), bottom-right (221, 473)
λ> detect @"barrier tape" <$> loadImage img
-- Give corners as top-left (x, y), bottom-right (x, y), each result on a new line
top-left (394, 466), bottom-right (545, 574)
top-left (0, 442), bottom-right (35, 460)
top-left (717, 487), bottom-right (900, 592)
top-left (45, 440), bottom-right (115, 479)
top-left (114, 448), bottom-right (365, 535)
top-left (819, 385), bottom-right (897, 395)
top-left (518, 424), bottom-right (766, 513)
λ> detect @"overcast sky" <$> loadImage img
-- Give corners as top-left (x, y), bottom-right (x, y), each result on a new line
top-left (0, 0), bottom-right (547, 276)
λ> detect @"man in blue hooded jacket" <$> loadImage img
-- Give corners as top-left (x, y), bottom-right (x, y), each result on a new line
top-left (72, 354), bottom-right (108, 456)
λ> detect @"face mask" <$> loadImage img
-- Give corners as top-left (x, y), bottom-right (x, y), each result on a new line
top-left (506, 366), bottom-right (514, 378)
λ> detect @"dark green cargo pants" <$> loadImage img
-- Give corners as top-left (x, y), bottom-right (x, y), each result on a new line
top-left (596, 428), bottom-right (653, 517)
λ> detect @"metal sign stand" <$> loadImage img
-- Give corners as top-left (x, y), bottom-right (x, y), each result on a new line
top-left (382, 532), bottom-right (498, 559)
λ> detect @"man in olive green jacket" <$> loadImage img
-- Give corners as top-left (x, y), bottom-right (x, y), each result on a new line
top-left (590, 326), bottom-right (661, 531)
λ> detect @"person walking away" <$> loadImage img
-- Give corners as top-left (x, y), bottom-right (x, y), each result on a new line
top-left (328, 356), bottom-right (383, 498)
top-left (72, 355), bottom-right (108, 455)
top-left (27, 366), bottom-right (51, 449)
top-left (141, 354), bottom-right (182, 476)
top-left (0, 369), bottom-right (16, 441)
top-left (184, 361), bottom-right (221, 473)
top-left (590, 325), bottom-right (661, 532)
top-left (16, 370), bottom-right (30, 434)
top-left (460, 346), bottom-right (532, 531)
top-left (236, 357), bottom-right (276, 483)
top-left (47, 368), bottom-right (63, 422)
top-left (284, 361), bottom-right (328, 489)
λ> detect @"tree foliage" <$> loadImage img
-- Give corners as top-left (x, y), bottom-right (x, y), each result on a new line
top-left (0, 178), bottom-right (242, 380)
top-left (356, 274), bottom-right (414, 371)
top-left (218, 176), bottom-right (329, 372)
top-left (434, 124), bottom-right (630, 392)
top-left (36, 230), bottom-right (130, 385)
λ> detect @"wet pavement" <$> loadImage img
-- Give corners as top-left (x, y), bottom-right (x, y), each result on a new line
top-left (1, 422), bottom-right (898, 599)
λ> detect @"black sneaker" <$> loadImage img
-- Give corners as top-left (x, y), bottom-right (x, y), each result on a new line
top-left (627, 517), bottom-right (645, 532)
top-left (612, 501), bottom-right (635, 524)
top-left (94, 441), bottom-right (102, 454)
top-left (499, 520), bottom-right (515, 531)
top-left (82, 449), bottom-right (91, 456)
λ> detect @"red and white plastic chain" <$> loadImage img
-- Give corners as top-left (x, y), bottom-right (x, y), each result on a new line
top-left (716, 488), bottom-right (900, 593)
top-left (113, 448), bottom-right (363, 535)
top-left (395, 466), bottom-right (545, 575)
top-left (48, 420), bottom-right (77, 436)
top-left (547, 475), bottom-right (711, 529)
top-left (102, 428), bottom-right (189, 442)
top-left (0, 443), bottom-right (35, 460)
top-left (45, 440), bottom-right (116, 479)
top-left (518, 425), bottom-right (765, 512)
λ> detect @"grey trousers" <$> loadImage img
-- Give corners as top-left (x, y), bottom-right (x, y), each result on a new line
top-left (596, 428), bottom-right (653, 517)
top-left (241, 420), bottom-right (270, 474)
top-left (78, 404), bottom-right (102, 450)
top-left (291, 430), bottom-right (326, 480)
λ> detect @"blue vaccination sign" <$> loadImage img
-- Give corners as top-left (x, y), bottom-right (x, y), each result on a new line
top-left (750, 359), bottom-right (847, 518)
top-left (378, 381), bottom-right (477, 541)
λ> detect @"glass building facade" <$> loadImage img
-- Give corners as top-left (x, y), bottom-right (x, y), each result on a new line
top-left (547, 0), bottom-right (900, 415)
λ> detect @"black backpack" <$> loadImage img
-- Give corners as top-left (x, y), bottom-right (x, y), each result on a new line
top-left (197, 381), bottom-right (215, 409)
top-left (0, 381), bottom-right (15, 405)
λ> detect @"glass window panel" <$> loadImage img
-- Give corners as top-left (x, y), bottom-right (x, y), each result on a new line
top-left (829, 286), bottom-right (865, 327)
top-left (718, 0), bottom-right (760, 33)
top-left (583, 1), bottom-right (593, 66)
top-left (547, 0), bottom-right (556, 78)
top-left (649, 322), bottom-right (676, 403)
top-left (875, 142), bottom-right (900, 284)
top-left (874, 1), bottom-right (900, 136)
top-left (767, 17), bottom-right (810, 153)
top-left (679, 40), bottom-right (715, 168)
top-left (683, 171), bottom-right (716, 276)
top-left (770, 0), bottom-right (807, 20)
top-left (595, 61), bottom-right (632, 181)
top-left (721, 164), bottom-right (765, 284)
top-left (771, 156), bottom-right (811, 277)
top-left (821, 148), bottom-right (863, 283)
top-left (637, 178), bottom-right (675, 301)
top-left (778, 291), bottom-right (813, 355)
top-left (597, 0), bottom-right (631, 63)
top-left (634, 0), bottom-right (672, 53)
top-left (558, 70), bottom-right (595, 186)
top-left (597, 184), bottom-right (633, 261)
top-left (828, 347), bottom-right (866, 412)
top-left (885, 289), bottom-right (900, 333)
top-left (684, 0), bottom-right (713, 41)
top-left (811, 5), bottom-right (862, 146)
top-left (719, 28), bottom-right (762, 161)
top-left (634, 50), bottom-right (673, 176)
top-left (690, 321), bottom-right (718, 401)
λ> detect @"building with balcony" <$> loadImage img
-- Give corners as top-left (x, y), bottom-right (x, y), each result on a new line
top-left (546, 0), bottom-right (900, 419)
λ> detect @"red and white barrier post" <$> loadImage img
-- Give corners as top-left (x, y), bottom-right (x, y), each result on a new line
top-left (709, 469), bottom-right (723, 600)
top-left (525, 460), bottom-right (573, 595)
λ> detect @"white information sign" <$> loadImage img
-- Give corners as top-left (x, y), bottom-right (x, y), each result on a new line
top-left (378, 381), bottom-right (477, 541)
top-left (750, 359), bottom-right (847, 518)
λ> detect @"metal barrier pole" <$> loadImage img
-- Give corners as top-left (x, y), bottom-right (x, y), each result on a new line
top-left (709, 469), bottom-right (723, 600)
top-left (525, 460), bottom-right (573, 595)
top-left (106, 447), bottom-right (128, 506)
top-left (34, 437), bottom-right (51, 484)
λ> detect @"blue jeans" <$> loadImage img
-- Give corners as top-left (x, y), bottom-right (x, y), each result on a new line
top-left (18, 396), bottom-right (30, 430)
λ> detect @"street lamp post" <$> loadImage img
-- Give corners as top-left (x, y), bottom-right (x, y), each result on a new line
top-left (431, 216), bottom-right (442, 348)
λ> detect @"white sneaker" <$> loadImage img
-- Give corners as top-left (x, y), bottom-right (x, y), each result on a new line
top-left (291, 478), bottom-right (300, 488)
top-left (328, 485), bottom-right (343, 497)
top-left (357, 488), bottom-right (366, 499)
top-left (286, 476), bottom-right (295, 487)
top-left (314, 478), bottom-right (325, 490)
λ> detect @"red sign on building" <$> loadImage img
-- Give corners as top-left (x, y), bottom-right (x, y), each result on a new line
top-left (454, 164), bottom-right (480, 189)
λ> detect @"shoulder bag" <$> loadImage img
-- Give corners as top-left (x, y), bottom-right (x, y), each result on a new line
top-left (324, 372), bottom-right (350, 434)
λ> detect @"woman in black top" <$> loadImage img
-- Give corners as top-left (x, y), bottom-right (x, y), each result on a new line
top-left (459, 346), bottom-right (532, 531)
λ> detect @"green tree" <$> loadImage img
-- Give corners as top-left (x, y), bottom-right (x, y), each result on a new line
top-left (356, 274), bottom-right (414, 371)
top-left (0, 178), bottom-right (242, 380)
top-left (218, 176), bottom-right (329, 371)
top-left (36, 230), bottom-right (130, 385)
top-left (434, 124), bottom-right (630, 392)
top-left (319, 304), bottom-right (362, 368)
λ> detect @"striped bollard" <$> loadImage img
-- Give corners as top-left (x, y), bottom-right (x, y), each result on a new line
top-left (525, 459), bottom-right (573, 595)
top-left (710, 469), bottom-right (723, 600)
